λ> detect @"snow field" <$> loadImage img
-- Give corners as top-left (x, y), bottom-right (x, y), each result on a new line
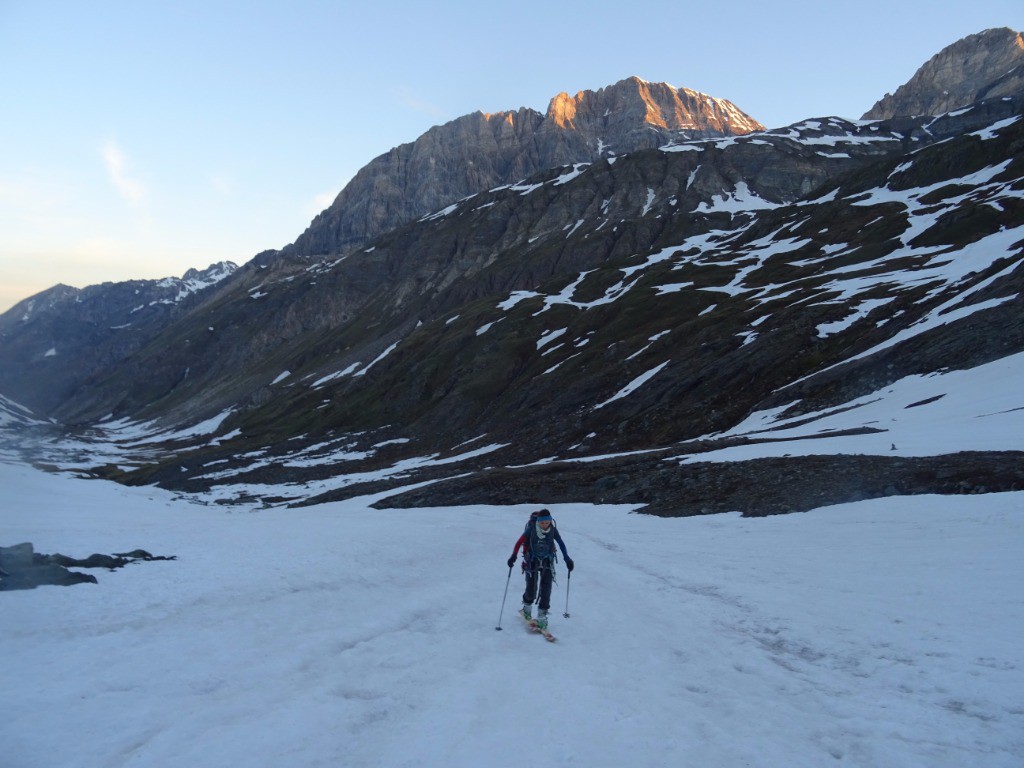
top-left (688, 350), bottom-right (1024, 462)
top-left (2, 461), bottom-right (1022, 767)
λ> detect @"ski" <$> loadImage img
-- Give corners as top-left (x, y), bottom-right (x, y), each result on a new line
top-left (520, 610), bottom-right (557, 642)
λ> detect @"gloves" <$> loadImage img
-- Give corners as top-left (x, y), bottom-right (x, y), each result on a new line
top-left (507, 556), bottom-right (516, 568)
top-left (566, 557), bottom-right (575, 572)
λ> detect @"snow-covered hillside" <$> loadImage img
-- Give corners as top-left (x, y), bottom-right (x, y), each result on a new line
top-left (681, 351), bottom-right (1024, 462)
top-left (2, 459), bottom-right (1021, 768)
top-left (14, 334), bottom-right (1020, 511)
top-left (0, 395), bottom-right (46, 428)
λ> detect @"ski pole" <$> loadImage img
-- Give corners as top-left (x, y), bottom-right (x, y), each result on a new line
top-left (495, 564), bottom-right (513, 631)
top-left (563, 570), bottom-right (571, 618)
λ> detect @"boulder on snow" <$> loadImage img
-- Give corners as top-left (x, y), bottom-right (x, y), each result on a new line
top-left (0, 542), bottom-right (175, 591)
top-left (0, 543), bottom-right (97, 589)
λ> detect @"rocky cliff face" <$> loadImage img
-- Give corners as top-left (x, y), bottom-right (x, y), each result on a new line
top-left (284, 77), bottom-right (763, 258)
top-left (544, 77), bottom-right (761, 134)
top-left (863, 27), bottom-right (1024, 119)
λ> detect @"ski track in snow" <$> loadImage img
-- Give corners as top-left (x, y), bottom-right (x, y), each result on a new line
top-left (2, 461), bottom-right (1023, 768)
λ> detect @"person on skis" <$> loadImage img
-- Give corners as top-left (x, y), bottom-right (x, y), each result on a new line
top-left (507, 509), bottom-right (574, 631)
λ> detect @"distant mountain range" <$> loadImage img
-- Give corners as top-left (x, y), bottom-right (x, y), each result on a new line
top-left (0, 262), bottom-right (236, 415)
top-left (2, 28), bottom-right (1022, 515)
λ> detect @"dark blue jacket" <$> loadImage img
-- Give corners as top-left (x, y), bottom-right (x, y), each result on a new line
top-left (511, 521), bottom-right (570, 564)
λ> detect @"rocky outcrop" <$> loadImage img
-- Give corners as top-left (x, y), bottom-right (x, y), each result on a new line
top-left (372, 453), bottom-right (1024, 518)
top-left (285, 77), bottom-right (763, 258)
top-left (863, 27), bottom-right (1024, 119)
top-left (0, 543), bottom-right (96, 589)
top-left (0, 543), bottom-right (175, 590)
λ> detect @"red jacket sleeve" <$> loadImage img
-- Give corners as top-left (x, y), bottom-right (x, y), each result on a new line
top-left (511, 534), bottom-right (527, 559)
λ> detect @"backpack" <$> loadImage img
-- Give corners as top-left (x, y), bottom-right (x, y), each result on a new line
top-left (523, 508), bottom-right (558, 531)
top-left (523, 509), bottom-right (559, 563)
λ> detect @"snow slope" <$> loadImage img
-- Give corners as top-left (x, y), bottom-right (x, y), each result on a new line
top-left (2, 461), bottom-right (1022, 768)
top-left (677, 351), bottom-right (1024, 463)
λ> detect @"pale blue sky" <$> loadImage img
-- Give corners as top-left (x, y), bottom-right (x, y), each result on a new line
top-left (1, 0), bottom-right (1021, 312)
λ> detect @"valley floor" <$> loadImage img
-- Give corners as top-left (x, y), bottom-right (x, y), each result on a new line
top-left (1, 461), bottom-right (1022, 767)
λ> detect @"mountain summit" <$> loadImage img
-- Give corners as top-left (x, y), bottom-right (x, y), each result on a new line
top-left (863, 27), bottom-right (1024, 119)
top-left (544, 76), bottom-right (762, 134)
top-left (284, 77), bottom-right (763, 258)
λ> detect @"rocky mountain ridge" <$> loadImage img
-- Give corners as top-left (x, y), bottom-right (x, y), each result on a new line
top-left (864, 27), bottom-right (1024, 119)
top-left (283, 77), bottom-right (763, 258)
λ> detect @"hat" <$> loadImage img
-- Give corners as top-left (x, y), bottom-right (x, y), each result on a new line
top-left (535, 512), bottom-right (553, 522)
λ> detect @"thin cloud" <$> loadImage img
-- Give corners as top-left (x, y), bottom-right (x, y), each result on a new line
top-left (0, 175), bottom-right (73, 228)
top-left (209, 173), bottom-right (235, 197)
top-left (396, 87), bottom-right (446, 121)
top-left (101, 140), bottom-right (145, 205)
